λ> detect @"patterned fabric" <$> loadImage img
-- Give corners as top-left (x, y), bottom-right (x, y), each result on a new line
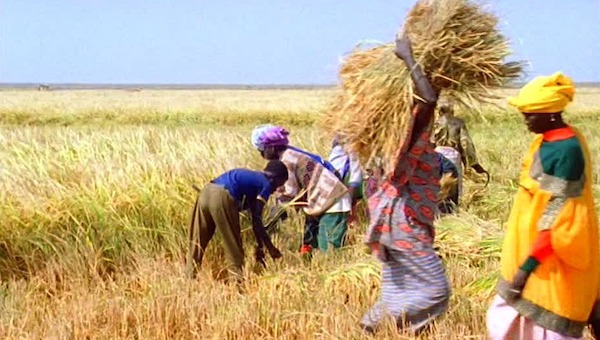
top-left (364, 167), bottom-right (384, 199)
top-left (365, 131), bottom-right (441, 255)
top-left (495, 127), bottom-right (600, 338)
top-left (362, 129), bottom-right (450, 331)
top-left (361, 248), bottom-right (450, 332)
top-left (286, 146), bottom-right (338, 175)
top-left (487, 295), bottom-right (583, 340)
top-left (432, 114), bottom-right (479, 167)
top-left (279, 147), bottom-right (348, 216)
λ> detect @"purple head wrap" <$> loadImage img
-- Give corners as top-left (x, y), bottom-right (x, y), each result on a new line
top-left (251, 124), bottom-right (290, 151)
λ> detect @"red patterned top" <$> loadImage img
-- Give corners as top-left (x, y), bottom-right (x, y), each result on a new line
top-left (365, 129), bottom-right (441, 256)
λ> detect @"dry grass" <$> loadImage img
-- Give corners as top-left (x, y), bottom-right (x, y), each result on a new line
top-left (0, 88), bottom-right (599, 339)
top-left (324, 0), bottom-right (523, 173)
top-left (0, 89), bottom-right (329, 126)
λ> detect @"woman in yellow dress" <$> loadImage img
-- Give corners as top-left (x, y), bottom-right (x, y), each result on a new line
top-left (486, 72), bottom-right (600, 339)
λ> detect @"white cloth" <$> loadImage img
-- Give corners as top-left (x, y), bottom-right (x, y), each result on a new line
top-left (486, 295), bottom-right (583, 340)
top-left (326, 145), bottom-right (363, 213)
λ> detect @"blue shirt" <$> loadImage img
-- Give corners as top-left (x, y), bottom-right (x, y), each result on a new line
top-left (437, 152), bottom-right (459, 178)
top-left (212, 169), bottom-right (272, 210)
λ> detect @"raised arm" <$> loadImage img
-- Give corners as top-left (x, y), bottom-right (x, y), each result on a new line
top-left (394, 37), bottom-right (438, 147)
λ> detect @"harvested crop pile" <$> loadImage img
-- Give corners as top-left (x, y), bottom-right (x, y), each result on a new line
top-left (323, 0), bottom-right (523, 174)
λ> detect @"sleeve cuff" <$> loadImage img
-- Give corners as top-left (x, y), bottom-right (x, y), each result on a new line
top-left (520, 256), bottom-right (540, 273)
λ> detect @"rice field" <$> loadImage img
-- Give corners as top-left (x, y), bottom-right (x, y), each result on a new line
top-left (0, 87), bottom-right (599, 339)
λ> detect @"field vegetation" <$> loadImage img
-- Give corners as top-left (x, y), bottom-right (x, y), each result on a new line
top-left (0, 88), bottom-right (599, 339)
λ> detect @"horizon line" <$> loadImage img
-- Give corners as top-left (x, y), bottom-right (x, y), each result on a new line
top-left (2, 82), bottom-right (600, 90)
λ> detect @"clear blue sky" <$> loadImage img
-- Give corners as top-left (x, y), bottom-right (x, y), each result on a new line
top-left (1, 0), bottom-right (599, 84)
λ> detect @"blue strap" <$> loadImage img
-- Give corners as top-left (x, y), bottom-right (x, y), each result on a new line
top-left (341, 157), bottom-right (351, 182)
top-left (288, 146), bottom-right (337, 174)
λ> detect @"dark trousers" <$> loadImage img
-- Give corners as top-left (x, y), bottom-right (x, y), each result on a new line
top-left (302, 215), bottom-right (321, 248)
top-left (186, 183), bottom-right (244, 280)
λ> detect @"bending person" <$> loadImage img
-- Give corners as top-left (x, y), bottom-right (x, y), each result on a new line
top-left (432, 98), bottom-right (488, 202)
top-left (251, 125), bottom-right (348, 255)
top-left (186, 160), bottom-right (288, 280)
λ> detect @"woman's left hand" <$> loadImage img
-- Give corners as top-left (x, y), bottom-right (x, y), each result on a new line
top-left (394, 37), bottom-right (414, 61)
top-left (506, 269), bottom-right (530, 302)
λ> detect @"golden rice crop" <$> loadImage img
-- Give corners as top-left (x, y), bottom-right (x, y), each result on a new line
top-left (1, 88), bottom-right (600, 338)
top-left (324, 0), bottom-right (524, 173)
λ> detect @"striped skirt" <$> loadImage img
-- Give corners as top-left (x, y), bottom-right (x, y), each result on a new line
top-left (361, 248), bottom-right (450, 332)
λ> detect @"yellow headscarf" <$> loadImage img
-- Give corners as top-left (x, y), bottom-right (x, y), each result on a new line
top-left (508, 72), bottom-right (575, 114)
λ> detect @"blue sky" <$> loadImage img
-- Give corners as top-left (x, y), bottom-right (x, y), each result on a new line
top-left (1, 0), bottom-right (599, 84)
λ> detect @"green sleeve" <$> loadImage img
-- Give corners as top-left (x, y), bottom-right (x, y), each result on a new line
top-left (537, 138), bottom-right (585, 231)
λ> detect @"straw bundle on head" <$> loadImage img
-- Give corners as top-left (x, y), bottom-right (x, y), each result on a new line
top-left (323, 0), bottom-right (523, 174)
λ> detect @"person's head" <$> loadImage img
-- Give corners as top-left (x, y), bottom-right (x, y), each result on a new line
top-left (263, 160), bottom-right (289, 191)
top-left (521, 112), bottom-right (565, 134)
top-left (438, 98), bottom-right (454, 117)
top-left (508, 72), bottom-right (575, 134)
top-left (251, 124), bottom-right (290, 160)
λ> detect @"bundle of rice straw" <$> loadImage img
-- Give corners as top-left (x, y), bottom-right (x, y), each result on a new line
top-left (323, 0), bottom-right (523, 174)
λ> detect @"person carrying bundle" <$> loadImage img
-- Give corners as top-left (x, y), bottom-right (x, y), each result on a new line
top-left (360, 37), bottom-right (451, 334)
top-left (432, 98), bottom-right (488, 205)
top-left (250, 125), bottom-right (348, 255)
top-left (186, 160), bottom-right (289, 281)
top-left (323, 0), bottom-right (523, 334)
top-left (486, 72), bottom-right (600, 340)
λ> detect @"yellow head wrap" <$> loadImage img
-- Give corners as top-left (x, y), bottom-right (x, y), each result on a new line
top-left (508, 72), bottom-right (575, 114)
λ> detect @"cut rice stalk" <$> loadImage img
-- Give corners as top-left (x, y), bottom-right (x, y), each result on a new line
top-left (323, 0), bottom-right (524, 174)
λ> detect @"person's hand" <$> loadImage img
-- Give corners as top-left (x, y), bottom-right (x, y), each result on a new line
top-left (394, 37), bottom-right (414, 61)
top-left (471, 163), bottom-right (487, 174)
top-left (505, 269), bottom-right (530, 302)
top-left (266, 245), bottom-right (283, 260)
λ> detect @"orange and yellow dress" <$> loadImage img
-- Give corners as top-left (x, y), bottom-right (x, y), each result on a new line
top-left (488, 72), bottom-right (600, 339)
